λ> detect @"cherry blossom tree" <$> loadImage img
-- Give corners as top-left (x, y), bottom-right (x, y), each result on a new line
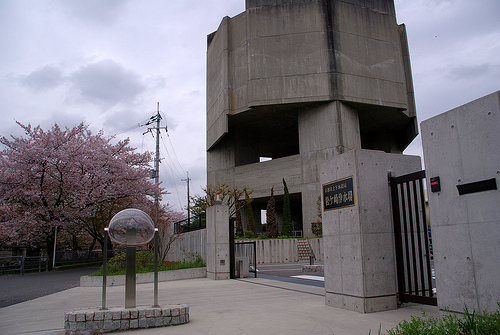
top-left (0, 122), bottom-right (164, 267)
top-left (155, 203), bottom-right (186, 262)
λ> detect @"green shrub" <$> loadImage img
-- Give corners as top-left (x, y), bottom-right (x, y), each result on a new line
top-left (311, 221), bottom-right (322, 237)
top-left (244, 230), bottom-right (257, 238)
top-left (91, 251), bottom-right (206, 276)
top-left (386, 304), bottom-right (500, 335)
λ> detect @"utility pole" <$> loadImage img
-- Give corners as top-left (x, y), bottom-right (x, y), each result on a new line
top-left (143, 102), bottom-right (166, 227)
top-left (182, 171), bottom-right (191, 226)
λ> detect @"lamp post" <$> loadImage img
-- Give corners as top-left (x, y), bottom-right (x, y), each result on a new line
top-left (107, 209), bottom-right (156, 309)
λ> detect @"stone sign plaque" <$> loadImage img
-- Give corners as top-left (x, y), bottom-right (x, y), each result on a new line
top-left (323, 176), bottom-right (355, 211)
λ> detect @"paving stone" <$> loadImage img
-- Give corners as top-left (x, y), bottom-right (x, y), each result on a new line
top-left (171, 308), bottom-right (180, 316)
top-left (172, 316), bottom-right (180, 325)
top-left (129, 319), bottom-right (139, 329)
top-left (76, 313), bottom-right (86, 322)
top-left (112, 311), bottom-right (121, 320)
top-left (85, 321), bottom-right (93, 330)
top-left (112, 320), bottom-right (121, 330)
top-left (138, 318), bottom-right (148, 328)
top-left (121, 309), bottom-right (130, 319)
top-left (155, 317), bottom-right (164, 327)
top-left (103, 320), bottom-right (113, 330)
top-left (104, 311), bottom-right (113, 320)
top-left (161, 308), bottom-right (171, 316)
top-left (93, 311), bottom-right (104, 321)
top-left (129, 309), bottom-right (138, 319)
top-left (154, 308), bottom-right (162, 317)
top-left (120, 319), bottom-right (130, 330)
top-left (85, 312), bottom-right (94, 321)
top-left (92, 321), bottom-right (104, 330)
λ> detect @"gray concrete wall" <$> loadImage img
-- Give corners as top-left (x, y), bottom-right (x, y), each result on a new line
top-left (166, 228), bottom-right (324, 265)
top-left (320, 149), bottom-right (421, 313)
top-left (421, 91), bottom-right (500, 313)
top-left (164, 229), bottom-right (207, 263)
top-left (207, 0), bottom-right (418, 238)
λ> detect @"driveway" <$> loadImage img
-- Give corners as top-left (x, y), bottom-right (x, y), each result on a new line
top-left (0, 266), bottom-right (99, 308)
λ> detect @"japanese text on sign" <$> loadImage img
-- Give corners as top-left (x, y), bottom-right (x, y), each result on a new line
top-left (323, 176), bottom-right (355, 211)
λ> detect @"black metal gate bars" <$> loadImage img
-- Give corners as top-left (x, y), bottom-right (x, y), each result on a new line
top-left (390, 170), bottom-right (437, 306)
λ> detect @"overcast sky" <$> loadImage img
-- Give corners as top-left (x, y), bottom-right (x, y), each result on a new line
top-left (1, 0), bottom-right (499, 214)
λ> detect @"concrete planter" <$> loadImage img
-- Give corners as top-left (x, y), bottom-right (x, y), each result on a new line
top-left (80, 267), bottom-right (207, 287)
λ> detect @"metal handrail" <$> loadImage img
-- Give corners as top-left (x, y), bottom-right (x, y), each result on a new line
top-left (174, 213), bottom-right (206, 233)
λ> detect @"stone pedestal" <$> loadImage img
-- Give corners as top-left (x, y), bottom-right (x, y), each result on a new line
top-left (64, 305), bottom-right (189, 334)
top-left (206, 203), bottom-right (230, 280)
top-left (320, 149), bottom-right (421, 313)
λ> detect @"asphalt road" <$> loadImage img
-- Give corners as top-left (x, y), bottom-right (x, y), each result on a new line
top-left (0, 266), bottom-right (99, 308)
top-left (256, 262), bottom-right (325, 288)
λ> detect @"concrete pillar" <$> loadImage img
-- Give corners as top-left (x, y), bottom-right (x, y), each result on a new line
top-left (320, 149), bottom-right (421, 313)
top-left (206, 202), bottom-right (230, 280)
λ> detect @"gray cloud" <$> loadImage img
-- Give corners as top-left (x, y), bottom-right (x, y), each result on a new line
top-left (69, 59), bottom-right (146, 107)
top-left (20, 65), bottom-right (63, 92)
top-left (56, 0), bottom-right (128, 26)
top-left (447, 64), bottom-right (493, 81)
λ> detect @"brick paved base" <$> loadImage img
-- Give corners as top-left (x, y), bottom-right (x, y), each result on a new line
top-left (64, 304), bottom-right (189, 334)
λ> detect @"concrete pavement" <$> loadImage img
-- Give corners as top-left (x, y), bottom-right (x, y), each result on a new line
top-left (0, 275), bottom-right (439, 335)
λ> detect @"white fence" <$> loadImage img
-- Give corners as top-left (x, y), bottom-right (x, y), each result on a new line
top-left (165, 229), bottom-right (323, 264)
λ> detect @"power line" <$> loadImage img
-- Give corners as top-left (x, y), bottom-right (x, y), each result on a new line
top-left (160, 134), bottom-right (185, 179)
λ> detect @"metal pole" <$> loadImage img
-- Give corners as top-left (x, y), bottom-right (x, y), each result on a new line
top-left (125, 227), bottom-right (137, 309)
top-left (187, 171), bottom-right (190, 226)
top-left (101, 228), bottom-right (108, 310)
top-left (153, 228), bottom-right (159, 307)
top-left (52, 226), bottom-right (57, 269)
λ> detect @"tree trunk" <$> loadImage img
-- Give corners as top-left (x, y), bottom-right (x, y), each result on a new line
top-left (72, 234), bottom-right (78, 264)
top-left (46, 235), bottom-right (55, 271)
top-left (88, 235), bottom-right (97, 261)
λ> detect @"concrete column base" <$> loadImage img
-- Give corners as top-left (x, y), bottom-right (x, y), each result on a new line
top-left (325, 292), bottom-right (397, 313)
top-left (207, 272), bottom-right (230, 280)
top-left (206, 203), bottom-right (230, 280)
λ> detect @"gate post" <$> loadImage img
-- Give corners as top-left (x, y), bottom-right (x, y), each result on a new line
top-left (206, 202), bottom-right (230, 280)
top-left (320, 149), bottom-right (421, 313)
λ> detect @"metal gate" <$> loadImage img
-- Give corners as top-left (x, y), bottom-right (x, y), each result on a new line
top-left (390, 170), bottom-right (437, 306)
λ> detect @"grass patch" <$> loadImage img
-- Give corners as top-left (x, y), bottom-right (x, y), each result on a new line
top-left (385, 304), bottom-right (500, 335)
top-left (90, 251), bottom-right (205, 277)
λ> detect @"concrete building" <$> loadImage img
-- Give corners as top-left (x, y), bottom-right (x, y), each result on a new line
top-left (421, 91), bottom-right (500, 313)
top-left (207, 0), bottom-right (418, 237)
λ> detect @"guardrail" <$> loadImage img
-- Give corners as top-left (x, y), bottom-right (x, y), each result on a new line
top-left (0, 255), bottom-right (49, 274)
top-left (53, 250), bottom-right (114, 267)
top-left (174, 213), bottom-right (206, 234)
